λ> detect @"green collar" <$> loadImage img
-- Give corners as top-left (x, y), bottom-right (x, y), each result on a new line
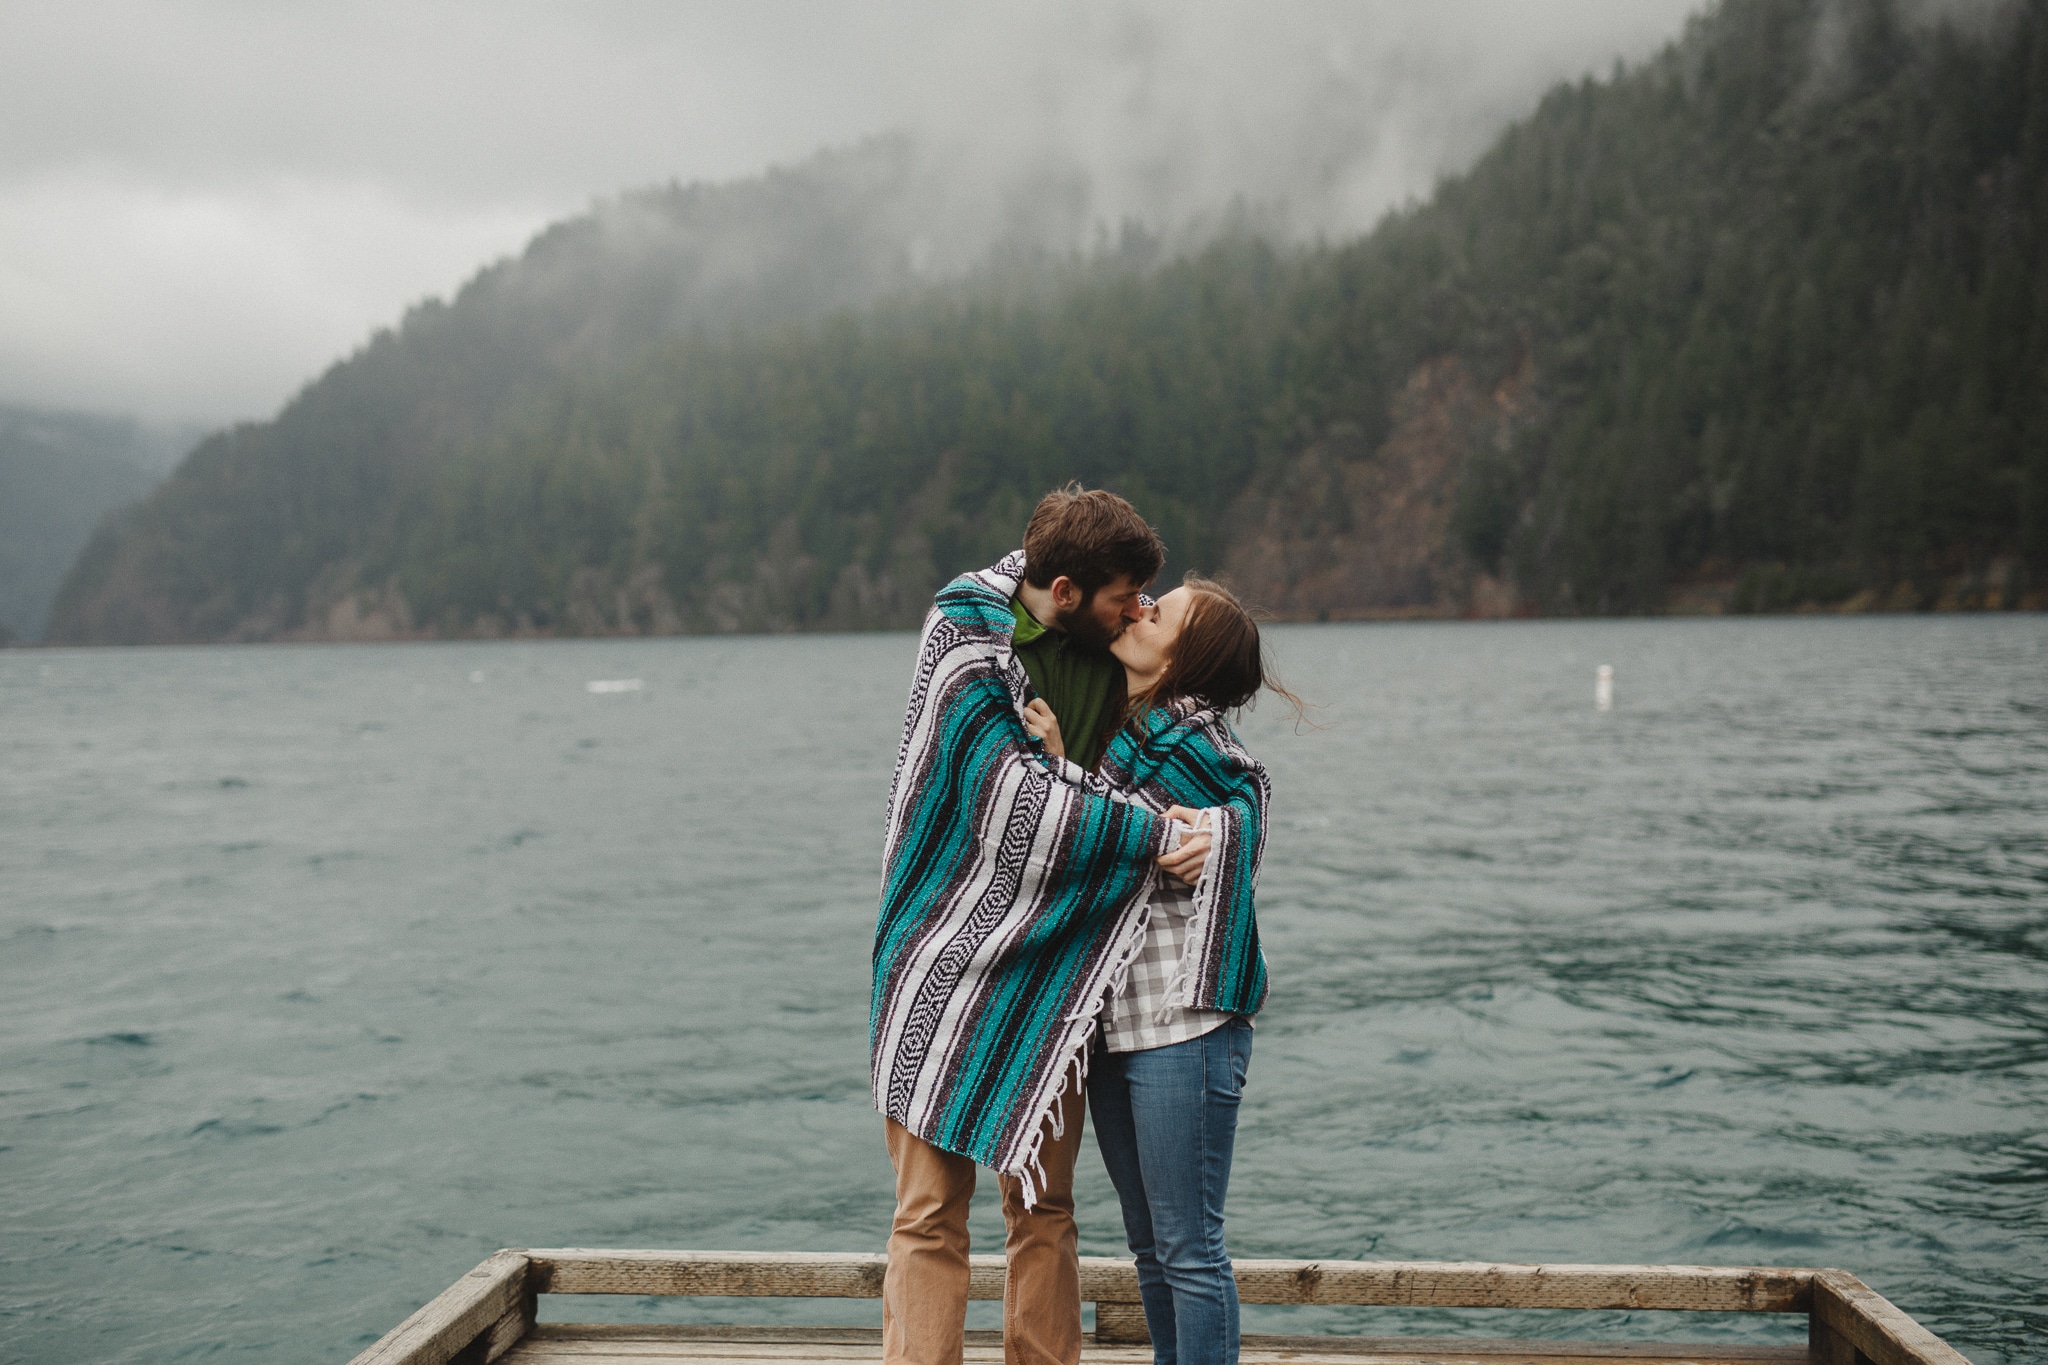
top-left (1010, 596), bottom-right (1050, 646)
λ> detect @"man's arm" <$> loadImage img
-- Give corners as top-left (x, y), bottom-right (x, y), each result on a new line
top-left (1019, 712), bottom-right (1213, 884)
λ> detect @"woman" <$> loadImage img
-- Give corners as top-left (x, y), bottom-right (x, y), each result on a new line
top-left (1023, 574), bottom-right (1292, 1365)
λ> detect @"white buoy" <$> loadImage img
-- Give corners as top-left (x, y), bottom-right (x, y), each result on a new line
top-left (586, 678), bottom-right (643, 694)
top-left (1595, 664), bottom-right (1614, 711)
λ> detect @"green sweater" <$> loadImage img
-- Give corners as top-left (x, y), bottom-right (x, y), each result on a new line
top-left (1011, 598), bottom-right (1121, 773)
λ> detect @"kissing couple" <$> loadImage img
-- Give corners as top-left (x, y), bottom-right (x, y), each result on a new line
top-left (871, 485), bottom-right (1297, 1365)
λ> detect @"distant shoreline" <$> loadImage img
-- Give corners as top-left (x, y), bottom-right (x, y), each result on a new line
top-left (10, 595), bottom-right (2044, 649)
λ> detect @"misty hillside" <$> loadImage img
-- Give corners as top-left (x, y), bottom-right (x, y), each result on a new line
top-left (48, 0), bottom-right (2048, 644)
top-left (0, 407), bottom-right (196, 642)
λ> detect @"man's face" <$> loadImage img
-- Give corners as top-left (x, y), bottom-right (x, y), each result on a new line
top-left (1054, 574), bottom-right (1149, 650)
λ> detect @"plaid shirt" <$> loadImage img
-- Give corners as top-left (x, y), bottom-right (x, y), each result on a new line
top-left (1101, 877), bottom-right (1235, 1053)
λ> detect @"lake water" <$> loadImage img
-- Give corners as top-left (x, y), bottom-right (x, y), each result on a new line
top-left (2, 617), bottom-right (2044, 1363)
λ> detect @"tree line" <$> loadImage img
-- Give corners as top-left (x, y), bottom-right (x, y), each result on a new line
top-left (49, 0), bottom-right (2048, 643)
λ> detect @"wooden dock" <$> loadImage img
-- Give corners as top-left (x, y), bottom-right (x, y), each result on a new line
top-left (346, 1250), bottom-right (1971, 1365)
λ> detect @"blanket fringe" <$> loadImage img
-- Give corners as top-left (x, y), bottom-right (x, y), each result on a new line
top-left (1171, 806), bottom-right (1227, 1014)
top-left (1011, 890), bottom-right (1158, 1210)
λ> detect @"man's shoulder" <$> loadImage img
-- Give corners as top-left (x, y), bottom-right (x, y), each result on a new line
top-left (933, 579), bottom-right (1011, 635)
top-left (931, 553), bottom-right (1026, 635)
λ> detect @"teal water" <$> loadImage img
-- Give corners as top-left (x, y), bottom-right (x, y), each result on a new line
top-left (2, 618), bottom-right (2043, 1362)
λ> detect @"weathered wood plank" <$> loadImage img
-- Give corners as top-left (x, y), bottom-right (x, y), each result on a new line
top-left (1812, 1270), bottom-right (1973, 1365)
top-left (499, 1332), bottom-right (1013, 1364)
top-left (1231, 1261), bottom-right (1809, 1312)
top-left (350, 1251), bottom-right (532, 1365)
top-left (499, 1324), bottom-right (1807, 1365)
top-left (1809, 1310), bottom-right (1858, 1365)
top-left (1237, 1337), bottom-right (1805, 1362)
top-left (504, 1350), bottom-right (881, 1363)
top-left (1094, 1300), bottom-right (1148, 1344)
top-left (527, 1250), bottom-right (893, 1299)
top-left (516, 1325), bottom-right (1807, 1359)
top-left (504, 1350), bottom-right (1791, 1365)
top-left (477, 1291), bottom-right (539, 1363)
top-left (523, 1326), bottom-right (890, 1344)
top-left (523, 1251), bottom-right (1810, 1313)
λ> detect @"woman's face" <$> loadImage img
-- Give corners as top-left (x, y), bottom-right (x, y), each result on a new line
top-left (1112, 586), bottom-right (1192, 690)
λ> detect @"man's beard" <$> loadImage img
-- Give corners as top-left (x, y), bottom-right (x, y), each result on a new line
top-left (1054, 595), bottom-right (1122, 651)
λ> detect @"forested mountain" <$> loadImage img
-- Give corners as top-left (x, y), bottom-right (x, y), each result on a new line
top-left (48, 0), bottom-right (2048, 644)
top-left (0, 407), bottom-right (194, 643)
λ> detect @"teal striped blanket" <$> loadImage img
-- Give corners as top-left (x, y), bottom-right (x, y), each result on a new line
top-left (870, 553), bottom-right (1172, 1199)
top-left (871, 553), bottom-right (1274, 1199)
top-left (1097, 698), bottom-right (1271, 1016)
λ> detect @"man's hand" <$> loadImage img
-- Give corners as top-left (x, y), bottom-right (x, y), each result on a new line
top-left (1022, 698), bottom-right (1065, 759)
top-left (1157, 805), bottom-right (1211, 886)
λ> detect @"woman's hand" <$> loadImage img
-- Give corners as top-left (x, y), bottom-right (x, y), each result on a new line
top-left (1022, 698), bottom-right (1065, 759)
top-left (1158, 805), bottom-right (1212, 886)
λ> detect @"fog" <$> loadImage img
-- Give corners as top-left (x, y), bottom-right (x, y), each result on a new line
top-left (0, 0), bottom-right (1708, 426)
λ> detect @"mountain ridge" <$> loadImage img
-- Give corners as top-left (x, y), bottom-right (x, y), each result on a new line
top-left (46, 0), bottom-right (2048, 644)
top-left (0, 405), bottom-right (198, 642)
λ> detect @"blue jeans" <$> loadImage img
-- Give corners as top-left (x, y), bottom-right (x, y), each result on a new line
top-left (1087, 1018), bottom-right (1253, 1365)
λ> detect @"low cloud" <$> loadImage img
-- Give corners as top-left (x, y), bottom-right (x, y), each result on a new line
top-left (0, 169), bottom-right (545, 421)
top-left (1, 0), bottom-right (1708, 425)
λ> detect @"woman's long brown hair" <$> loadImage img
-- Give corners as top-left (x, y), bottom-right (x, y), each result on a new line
top-left (1128, 573), bottom-right (1306, 723)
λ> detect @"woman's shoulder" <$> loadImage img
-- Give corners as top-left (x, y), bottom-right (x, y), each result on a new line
top-left (1110, 699), bottom-right (1204, 757)
top-left (1116, 699), bottom-right (1260, 780)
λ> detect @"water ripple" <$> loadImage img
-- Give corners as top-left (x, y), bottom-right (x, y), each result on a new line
top-left (0, 619), bottom-right (2042, 1361)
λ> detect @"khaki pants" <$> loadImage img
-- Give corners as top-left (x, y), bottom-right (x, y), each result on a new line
top-left (882, 1073), bottom-right (1085, 1365)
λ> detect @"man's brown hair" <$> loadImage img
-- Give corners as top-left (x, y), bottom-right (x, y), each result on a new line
top-left (1021, 484), bottom-right (1165, 593)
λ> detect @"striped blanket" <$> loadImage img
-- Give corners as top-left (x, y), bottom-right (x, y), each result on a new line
top-left (1098, 698), bottom-right (1271, 1017)
top-left (870, 552), bottom-right (1172, 1199)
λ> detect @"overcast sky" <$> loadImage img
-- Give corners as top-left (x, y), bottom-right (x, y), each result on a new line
top-left (0, 0), bottom-right (1705, 427)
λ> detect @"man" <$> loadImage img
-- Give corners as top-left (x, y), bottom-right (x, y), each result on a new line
top-left (871, 486), bottom-right (1209, 1365)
